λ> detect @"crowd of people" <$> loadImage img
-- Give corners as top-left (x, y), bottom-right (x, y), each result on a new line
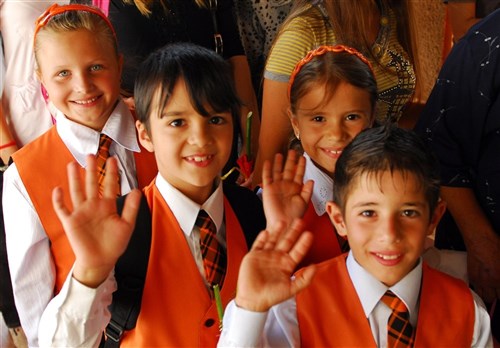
top-left (0, 1), bottom-right (498, 347)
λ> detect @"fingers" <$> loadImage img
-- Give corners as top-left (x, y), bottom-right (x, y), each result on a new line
top-left (85, 155), bottom-right (99, 199)
top-left (67, 161), bottom-right (85, 207)
top-left (102, 157), bottom-right (120, 198)
top-left (52, 186), bottom-right (71, 223)
top-left (261, 159), bottom-right (273, 188)
top-left (300, 180), bottom-right (314, 205)
top-left (293, 153), bottom-right (306, 184)
top-left (276, 219), bottom-right (313, 265)
top-left (290, 265), bottom-right (316, 295)
top-left (272, 152), bottom-right (284, 182)
top-left (121, 189), bottom-right (141, 227)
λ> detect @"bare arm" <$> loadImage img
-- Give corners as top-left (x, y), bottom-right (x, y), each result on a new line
top-left (52, 155), bottom-right (141, 288)
top-left (252, 78), bottom-right (292, 187)
top-left (440, 186), bottom-right (500, 302)
top-left (447, 2), bottom-right (481, 41)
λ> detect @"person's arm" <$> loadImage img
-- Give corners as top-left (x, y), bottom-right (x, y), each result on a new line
top-left (252, 78), bottom-right (291, 187)
top-left (470, 290), bottom-right (494, 347)
top-left (3, 163), bottom-right (54, 346)
top-left (440, 186), bottom-right (500, 302)
top-left (447, 1), bottom-right (481, 41)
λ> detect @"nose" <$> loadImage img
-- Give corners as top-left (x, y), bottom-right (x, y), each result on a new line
top-left (378, 215), bottom-right (402, 243)
top-left (73, 72), bottom-right (94, 94)
top-left (188, 120), bottom-right (213, 147)
top-left (326, 120), bottom-right (346, 140)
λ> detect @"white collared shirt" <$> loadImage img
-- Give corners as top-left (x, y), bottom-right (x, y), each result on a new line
top-left (155, 173), bottom-right (226, 285)
top-left (218, 252), bottom-right (493, 347)
top-left (302, 153), bottom-right (333, 216)
top-left (3, 99), bottom-right (140, 347)
top-left (37, 175), bottom-right (228, 347)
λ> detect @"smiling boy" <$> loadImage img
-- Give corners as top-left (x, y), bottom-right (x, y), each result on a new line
top-left (218, 126), bottom-right (493, 347)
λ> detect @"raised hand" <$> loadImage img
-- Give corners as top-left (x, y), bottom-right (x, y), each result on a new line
top-left (262, 150), bottom-right (313, 231)
top-left (52, 155), bottom-right (141, 288)
top-left (235, 219), bottom-right (316, 312)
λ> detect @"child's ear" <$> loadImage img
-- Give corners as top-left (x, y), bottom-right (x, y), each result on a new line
top-left (136, 120), bottom-right (154, 152)
top-left (288, 109), bottom-right (300, 140)
top-left (427, 199), bottom-right (447, 236)
top-left (326, 201), bottom-right (347, 237)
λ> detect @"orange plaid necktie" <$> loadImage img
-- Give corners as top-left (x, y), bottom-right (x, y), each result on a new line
top-left (196, 210), bottom-right (226, 287)
top-left (95, 133), bottom-right (114, 197)
top-left (381, 290), bottom-right (415, 348)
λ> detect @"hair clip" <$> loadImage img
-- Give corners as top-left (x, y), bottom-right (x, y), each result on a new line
top-left (288, 44), bottom-right (374, 98)
top-left (34, 3), bottom-right (117, 45)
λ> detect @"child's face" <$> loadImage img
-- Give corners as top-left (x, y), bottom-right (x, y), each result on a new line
top-left (327, 170), bottom-right (445, 287)
top-left (290, 82), bottom-right (372, 176)
top-left (137, 78), bottom-right (234, 205)
top-left (36, 29), bottom-right (122, 131)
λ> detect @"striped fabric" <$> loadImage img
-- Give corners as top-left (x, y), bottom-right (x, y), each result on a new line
top-left (197, 210), bottom-right (226, 287)
top-left (381, 290), bottom-right (415, 348)
top-left (95, 133), bottom-right (113, 197)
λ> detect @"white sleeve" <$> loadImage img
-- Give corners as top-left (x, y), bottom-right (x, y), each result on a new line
top-left (470, 290), bottom-right (494, 348)
top-left (3, 163), bottom-right (55, 347)
top-left (38, 268), bottom-right (116, 347)
top-left (218, 298), bottom-right (299, 347)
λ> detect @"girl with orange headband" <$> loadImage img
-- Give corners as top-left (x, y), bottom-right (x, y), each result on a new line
top-left (3, 4), bottom-right (157, 345)
top-left (278, 44), bottom-right (378, 268)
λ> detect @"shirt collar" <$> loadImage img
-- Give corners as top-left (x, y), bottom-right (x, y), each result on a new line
top-left (346, 252), bottom-right (422, 320)
top-left (56, 99), bottom-right (140, 167)
top-left (303, 153), bottom-right (333, 216)
top-left (155, 174), bottom-right (224, 237)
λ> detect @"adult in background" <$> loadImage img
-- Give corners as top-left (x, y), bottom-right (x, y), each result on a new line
top-left (414, 9), bottom-right (500, 341)
top-left (252, 0), bottom-right (421, 187)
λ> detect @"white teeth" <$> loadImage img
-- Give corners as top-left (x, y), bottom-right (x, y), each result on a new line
top-left (74, 96), bottom-right (98, 105)
top-left (327, 149), bottom-right (342, 155)
top-left (376, 253), bottom-right (400, 260)
top-left (188, 155), bottom-right (212, 162)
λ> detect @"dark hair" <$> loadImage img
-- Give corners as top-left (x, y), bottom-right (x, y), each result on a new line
top-left (289, 49), bottom-right (377, 116)
top-left (333, 125), bottom-right (441, 216)
top-left (134, 42), bottom-right (242, 175)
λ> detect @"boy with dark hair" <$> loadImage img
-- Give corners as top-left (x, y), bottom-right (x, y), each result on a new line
top-left (218, 126), bottom-right (493, 347)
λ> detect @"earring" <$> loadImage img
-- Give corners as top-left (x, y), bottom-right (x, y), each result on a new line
top-left (295, 133), bottom-right (300, 140)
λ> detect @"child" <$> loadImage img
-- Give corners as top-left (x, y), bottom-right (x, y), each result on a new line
top-left (218, 126), bottom-right (493, 347)
top-left (286, 44), bottom-right (377, 267)
top-left (2, 4), bottom-right (157, 346)
top-left (36, 42), bottom-right (275, 347)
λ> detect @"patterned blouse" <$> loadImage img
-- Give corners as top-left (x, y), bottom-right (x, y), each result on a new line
top-left (264, 0), bottom-right (416, 123)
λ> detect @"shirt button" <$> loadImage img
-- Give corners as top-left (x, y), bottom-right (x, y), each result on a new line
top-left (204, 319), bottom-right (215, 327)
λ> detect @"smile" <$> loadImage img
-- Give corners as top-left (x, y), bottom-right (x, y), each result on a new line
top-left (375, 253), bottom-right (401, 260)
top-left (73, 96), bottom-right (99, 105)
top-left (185, 155), bottom-right (213, 162)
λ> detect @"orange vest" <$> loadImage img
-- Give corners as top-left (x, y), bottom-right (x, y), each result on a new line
top-left (121, 181), bottom-right (248, 347)
top-left (296, 256), bottom-right (475, 347)
top-left (298, 202), bottom-right (341, 269)
top-left (13, 126), bottom-right (157, 293)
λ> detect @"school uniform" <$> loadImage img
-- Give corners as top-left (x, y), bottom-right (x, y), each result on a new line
top-left (38, 174), bottom-right (265, 347)
top-left (298, 153), bottom-right (341, 268)
top-left (218, 252), bottom-right (493, 347)
top-left (3, 100), bottom-right (157, 347)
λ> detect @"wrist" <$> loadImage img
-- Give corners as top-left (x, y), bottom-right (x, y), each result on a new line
top-left (235, 296), bottom-right (271, 313)
top-left (73, 263), bottom-right (113, 289)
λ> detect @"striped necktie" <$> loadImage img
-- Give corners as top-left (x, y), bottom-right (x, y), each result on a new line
top-left (196, 210), bottom-right (226, 287)
top-left (95, 134), bottom-right (113, 197)
top-left (381, 290), bottom-right (415, 348)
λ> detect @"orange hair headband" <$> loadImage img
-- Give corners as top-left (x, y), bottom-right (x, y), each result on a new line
top-left (288, 44), bottom-right (374, 99)
top-left (34, 3), bottom-right (117, 45)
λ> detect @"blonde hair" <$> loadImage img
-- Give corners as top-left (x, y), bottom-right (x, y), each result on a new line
top-left (34, 8), bottom-right (118, 68)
